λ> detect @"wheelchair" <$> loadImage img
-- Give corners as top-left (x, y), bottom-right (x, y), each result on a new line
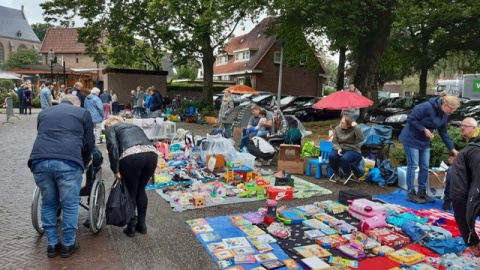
top-left (31, 158), bottom-right (105, 235)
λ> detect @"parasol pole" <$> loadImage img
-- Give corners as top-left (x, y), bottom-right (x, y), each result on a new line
top-left (276, 41), bottom-right (285, 111)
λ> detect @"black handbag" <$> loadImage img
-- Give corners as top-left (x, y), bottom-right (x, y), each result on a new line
top-left (105, 178), bottom-right (135, 227)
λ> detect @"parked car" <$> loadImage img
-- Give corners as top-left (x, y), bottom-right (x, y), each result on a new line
top-left (364, 95), bottom-right (435, 136)
top-left (239, 93), bottom-right (288, 108)
top-left (448, 99), bottom-right (480, 126)
top-left (213, 93), bottom-right (243, 109)
top-left (273, 95), bottom-right (318, 111)
top-left (283, 97), bottom-right (342, 122)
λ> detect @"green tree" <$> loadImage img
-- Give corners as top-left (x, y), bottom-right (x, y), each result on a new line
top-left (31, 22), bottom-right (54, 41)
top-left (173, 61), bottom-right (201, 80)
top-left (392, 0), bottom-right (480, 95)
top-left (41, 0), bottom-right (267, 102)
top-left (1, 49), bottom-right (39, 70)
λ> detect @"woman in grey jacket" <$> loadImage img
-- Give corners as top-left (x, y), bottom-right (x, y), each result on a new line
top-left (218, 89), bottom-right (236, 138)
top-left (329, 115), bottom-right (365, 182)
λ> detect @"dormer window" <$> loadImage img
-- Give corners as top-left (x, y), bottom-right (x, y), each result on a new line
top-left (234, 50), bottom-right (250, 62)
top-left (216, 55), bottom-right (228, 66)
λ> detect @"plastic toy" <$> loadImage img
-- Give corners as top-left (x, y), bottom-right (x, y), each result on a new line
top-left (336, 231), bottom-right (368, 259)
top-left (256, 179), bottom-right (266, 199)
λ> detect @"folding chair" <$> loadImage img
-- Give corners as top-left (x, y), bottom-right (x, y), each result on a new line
top-left (329, 158), bottom-right (365, 185)
top-left (185, 106), bottom-right (198, 123)
top-left (306, 141), bottom-right (333, 179)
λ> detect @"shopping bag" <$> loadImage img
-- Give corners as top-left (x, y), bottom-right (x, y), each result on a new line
top-left (301, 139), bottom-right (320, 157)
top-left (106, 178), bottom-right (135, 227)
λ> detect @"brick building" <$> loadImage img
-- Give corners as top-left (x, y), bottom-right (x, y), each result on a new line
top-left (212, 17), bottom-right (326, 97)
top-left (0, 5), bottom-right (41, 65)
top-left (39, 28), bottom-right (105, 86)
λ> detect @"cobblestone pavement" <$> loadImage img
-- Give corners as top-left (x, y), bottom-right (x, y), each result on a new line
top-left (0, 109), bottom-right (395, 270)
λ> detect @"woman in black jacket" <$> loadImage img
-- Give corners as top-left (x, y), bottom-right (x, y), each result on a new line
top-left (104, 116), bottom-right (158, 237)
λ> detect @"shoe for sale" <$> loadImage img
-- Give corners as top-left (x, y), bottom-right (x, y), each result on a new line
top-left (60, 241), bottom-right (79, 258)
top-left (47, 242), bottom-right (62, 258)
top-left (267, 222), bottom-right (291, 238)
top-left (406, 190), bottom-right (426, 204)
top-left (417, 189), bottom-right (435, 203)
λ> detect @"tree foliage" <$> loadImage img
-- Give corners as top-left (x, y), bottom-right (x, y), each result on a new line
top-left (1, 49), bottom-right (39, 70)
top-left (31, 23), bottom-right (54, 42)
top-left (41, 0), bottom-right (267, 102)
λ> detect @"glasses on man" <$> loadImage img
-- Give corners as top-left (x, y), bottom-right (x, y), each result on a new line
top-left (460, 124), bottom-right (475, 128)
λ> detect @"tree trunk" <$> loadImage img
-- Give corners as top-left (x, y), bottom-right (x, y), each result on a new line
top-left (418, 66), bottom-right (429, 95)
top-left (201, 45), bottom-right (215, 106)
top-left (336, 46), bottom-right (346, 91)
top-left (354, 2), bottom-right (395, 119)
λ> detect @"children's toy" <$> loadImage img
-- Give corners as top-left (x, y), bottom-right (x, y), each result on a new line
top-left (312, 213), bottom-right (339, 225)
top-left (387, 248), bottom-right (426, 266)
top-left (304, 230), bottom-right (325, 240)
top-left (192, 195), bottom-right (205, 208)
top-left (315, 236), bottom-right (343, 248)
top-left (294, 204), bottom-right (323, 216)
top-left (315, 200), bottom-right (348, 214)
top-left (372, 245), bottom-right (395, 256)
top-left (255, 179), bottom-right (266, 199)
top-left (276, 209), bottom-right (306, 225)
top-left (348, 198), bottom-right (386, 220)
top-left (283, 259), bottom-right (299, 270)
top-left (331, 220), bottom-right (357, 234)
top-left (328, 256), bottom-right (359, 268)
top-left (293, 244), bottom-right (332, 258)
top-left (274, 170), bottom-right (294, 187)
top-left (266, 200), bottom-right (277, 218)
top-left (336, 231), bottom-right (368, 260)
top-left (359, 214), bottom-right (387, 232)
top-left (365, 228), bottom-right (411, 247)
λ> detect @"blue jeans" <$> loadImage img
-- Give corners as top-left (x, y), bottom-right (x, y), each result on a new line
top-left (404, 146), bottom-right (430, 191)
top-left (328, 150), bottom-right (362, 177)
top-left (32, 159), bottom-right (83, 246)
top-left (146, 108), bottom-right (151, 118)
top-left (223, 123), bottom-right (232, 138)
top-left (444, 166), bottom-right (451, 198)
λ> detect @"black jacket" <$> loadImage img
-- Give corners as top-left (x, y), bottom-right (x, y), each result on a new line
top-left (150, 92), bottom-right (163, 112)
top-left (451, 136), bottom-right (480, 246)
top-left (28, 101), bottom-right (94, 169)
top-left (106, 122), bottom-right (154, 173)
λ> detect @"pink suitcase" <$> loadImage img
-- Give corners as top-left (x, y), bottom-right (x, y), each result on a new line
top-left (348, 199), bottom-right (386, 220)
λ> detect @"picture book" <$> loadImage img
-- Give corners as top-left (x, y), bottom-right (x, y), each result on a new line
top-left (331, 220), bottom-right (357, 234)
top-left (217, 258), bottom-right (234, 269)
top-left (190, 224), bottom-right (214, 234)
top-left (304, 229), bottom-right (325, 240)
top-left (327, 256), bottom-right (359, 268)
top-left (250, 267), bottom-right (267, 270)
top-left (301, 256), bottom-right (331, 269)
top-left (186, 218), bottom-right (208, 228)
top-left (410, 263), bottom-right (438, 270)
top-left (387, 248), bottom-right (426, 266)
top-left (199, 232), bottom-right (222, 243)
top-left (294, 204), bottom-right (323, 216)
top-left (372, 245), bottom-right (395, 256)
top-left (315, 236), bottom-right (343, 248)
top-left (206, 242), bottom-right (228, 253)
top-left (254, 243), bottom-right (274, 253)
top-left (303, 219), bottom-right (326, 230)
top-left (232, 247), bottom-right (256, 255)
top-left (225, 266), bottom-right (245, 270)
top-left (329, 234), bottom-right (349, 245)
top-left (293, 244), bottom-right (332, 258)
top-left (222, 237), bottom-right (251, 249)
top-left (318, 226), bottom-right (339, 235)
top-left (312, 213), bottom-right (339, 225)
top-left (229, 216), bottom-right (252, 228)
top-left (283, 259), bottom-right (299, 270)
top-left (255, 252), bottom-right (278, 262)
top-left (248, 234), bottom-right (277, 245)
top-left (214, 249), bottom-right (235, 260)
top-left (261, 259), bottom-right (286, 269)
top-left (234, 254), bottom-right (256, 264)
top-left (239, 224), bottom-right (265, 236)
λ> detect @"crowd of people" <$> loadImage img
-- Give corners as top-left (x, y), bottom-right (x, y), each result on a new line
top-left (26, 80), bottom-right (480, 259)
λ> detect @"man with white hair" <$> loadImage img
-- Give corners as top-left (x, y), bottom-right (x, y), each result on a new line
top-left (28, 94), bottom-right (94, 258)
top-left (442, 117), bottom-right (479, 210)
top-left (71, 82), bottom-right (85, 107)
top-left (84, 87), bottom-right (104, 144)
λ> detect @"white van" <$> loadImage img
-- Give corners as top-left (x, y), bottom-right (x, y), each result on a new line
top-left (436, 74), bottom-right (480, 99)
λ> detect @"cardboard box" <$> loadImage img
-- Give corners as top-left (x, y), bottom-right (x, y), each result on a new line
top-left (266, 186), bottom-right (294, 200)
top-left (233, 126), bottom-right (243, 138)
top-left (365, 228), bottom-right (410, 247)
top-left (278, 144), bottom-right (304, 175)
top-left (397, 166), bottom-right (446, 197)
top-left (206, 154), bottom-right (226, 169)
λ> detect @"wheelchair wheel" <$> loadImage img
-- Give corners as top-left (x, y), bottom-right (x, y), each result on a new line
top-left (31, 186), bottom-right (45, 235)
top-left (88, 170), bottom-right (105, 234)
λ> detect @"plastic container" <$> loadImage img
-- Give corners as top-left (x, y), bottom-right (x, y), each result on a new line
top-left (236, 152), bottom-right (255, 170)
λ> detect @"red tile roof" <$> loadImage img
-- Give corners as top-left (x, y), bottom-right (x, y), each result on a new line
top-left (39, 28), bottom-right (85, 54)
top-left (214, 17), bottom-right (276, 75)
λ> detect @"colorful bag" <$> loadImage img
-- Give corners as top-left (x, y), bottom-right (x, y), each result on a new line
top-left (301, 139), bottom-right (320, 157)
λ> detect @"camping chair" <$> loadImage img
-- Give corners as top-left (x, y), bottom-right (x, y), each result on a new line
top-left (359, 124), bottom-right (394, 163)
top-left (306, 141), bottom-right (333, 179)
top-left (328, 158), bottom-right (365, 185)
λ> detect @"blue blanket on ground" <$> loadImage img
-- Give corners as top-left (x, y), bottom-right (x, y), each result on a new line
top-left (373, 189), bottom-right (448, 212)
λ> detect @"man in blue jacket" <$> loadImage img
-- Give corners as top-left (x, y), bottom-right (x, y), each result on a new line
top-left (28, 94), bottom-right (94, 258)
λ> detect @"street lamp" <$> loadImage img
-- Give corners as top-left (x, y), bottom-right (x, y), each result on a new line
top-left (48, 49), bottom-right (56, 84)
top-left (276, 41), bottom-right (285, 111)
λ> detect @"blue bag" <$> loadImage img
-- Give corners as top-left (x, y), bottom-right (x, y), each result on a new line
top-left (424, 237), bottom-right (466, 255)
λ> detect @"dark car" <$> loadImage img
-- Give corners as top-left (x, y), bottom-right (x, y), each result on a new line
top-left (213, 93), bottom-right (243, 109)
top-left (364, 95), bottom-right (435, 136)
top-left (448, 100), bottom-right (480, 126)
top-left (273, 95), bottom-right (318, 111)
top-left (283, 97), bottom-right (342, 122)
top-left (239, 93), bottom-right (288, 109)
